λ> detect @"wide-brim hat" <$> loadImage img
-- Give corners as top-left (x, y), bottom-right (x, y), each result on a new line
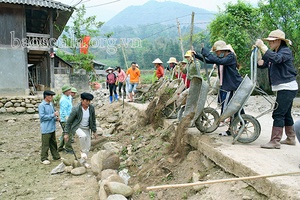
top-left (211, 40), bottom-right (230, 52)
top-left (167, 57), bottom-right (177, 64)
top-left (62, 85), bottom-right (71, 93)
top-left (184, 50), bottom-right (192, 58)
top-left (105, 67), bottom-right (114, 72)
top-left (81, 92), bottom-right (94, 100)
top-left (263, 29), bottom-right (292, 45)
top-left (152, 58), bottom-right (163, 64)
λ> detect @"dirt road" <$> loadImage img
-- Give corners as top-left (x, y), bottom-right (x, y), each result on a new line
top-left (1, 95), bottom-right (299, 199)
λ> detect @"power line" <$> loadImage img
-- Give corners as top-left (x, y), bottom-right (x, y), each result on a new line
top-left (141, 25), bottom-right (177, 40)
top-left (80, 0), bottom-right (93, 4)
top-left (86, 0), bottom-right (121, 8)
top-left (108, 13), bottom-right (192, 34)
top-left (72, 0), bottom-right (83, 7)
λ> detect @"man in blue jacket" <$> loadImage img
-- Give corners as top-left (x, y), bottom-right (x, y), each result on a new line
top-left (38, 90), bottom-right (61, 165)
top-left (58, 85), bottom-right (73, 153)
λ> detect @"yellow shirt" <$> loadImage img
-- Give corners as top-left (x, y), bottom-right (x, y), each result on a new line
top-left (126, 67), bottom-right (140, 83)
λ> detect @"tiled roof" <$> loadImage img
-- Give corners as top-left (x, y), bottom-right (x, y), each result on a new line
top-left (0, 0), bottom-right (73, 11)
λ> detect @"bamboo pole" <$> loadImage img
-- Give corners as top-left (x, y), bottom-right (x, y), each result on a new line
top-left (146, 171), bottom-right (300, 191)
top-left (121, 44), bottom-right (128, 69)
top-left (189, 12), bottom-right (195, 50)
top-left (176, 18), bottom-right (185, 60)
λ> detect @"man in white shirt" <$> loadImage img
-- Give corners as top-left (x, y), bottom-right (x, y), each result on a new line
top-left (64, 92), bottom-right (98, 168)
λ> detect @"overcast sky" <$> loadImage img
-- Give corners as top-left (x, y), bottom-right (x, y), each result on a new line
top-left (59, 0), bottom-right (259, 22)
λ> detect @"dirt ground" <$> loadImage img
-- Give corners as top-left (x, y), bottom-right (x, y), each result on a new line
top-left (1, 94), bottom-right (298, 200)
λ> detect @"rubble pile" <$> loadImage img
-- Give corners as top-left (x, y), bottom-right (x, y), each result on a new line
top-left (90, 88), bottom-right (109, 108)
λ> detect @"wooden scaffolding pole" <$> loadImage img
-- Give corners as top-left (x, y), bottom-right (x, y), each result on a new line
top-left (147, 171), bottom-right (300, 191)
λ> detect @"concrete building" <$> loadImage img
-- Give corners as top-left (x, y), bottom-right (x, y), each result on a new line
top-left (0, 0), bottom-right (74, 95)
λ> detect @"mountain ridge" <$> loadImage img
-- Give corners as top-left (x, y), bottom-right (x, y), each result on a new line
top-left (103, 0), bottom-right (215, 28)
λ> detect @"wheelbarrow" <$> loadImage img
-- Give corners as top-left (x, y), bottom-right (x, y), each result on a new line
top-left (177, 75), bottom-right (210, 126)
top-left (161, 78), bottom-right (186, 118)
top-left (194, 47), bottom-right (275, 144)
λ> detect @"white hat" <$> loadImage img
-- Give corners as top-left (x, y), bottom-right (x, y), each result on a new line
top-left (105, 67), bottom-right (114, 72)
top-left (152, 58), bottom-right (163, 64)
top-left (263, 29), bottom-right (292, 45)
top-left (184, 50), bottom-right (192, 57)
top-left (167, 57), bottom-right (177, 64)
top-left (211, 40), bottom-right (232, 51)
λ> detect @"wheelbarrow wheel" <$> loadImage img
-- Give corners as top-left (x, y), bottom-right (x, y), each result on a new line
top-left (195, 107), bottom-right (220, 133)
top-left (231, 114), bottom-right (261, 143)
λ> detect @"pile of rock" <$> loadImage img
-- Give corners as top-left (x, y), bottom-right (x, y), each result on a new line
top-left (91, 149), bottom-right (135, 200)
top-left (0, 96), bottom-right (42, 114)
top-left (90, 88), bottom-right (109, 108)
top-left (58, 141), bottom-right (135, 200)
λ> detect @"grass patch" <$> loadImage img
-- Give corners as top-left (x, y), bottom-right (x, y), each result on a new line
top-left (140, 70), bottom-right (155, 84)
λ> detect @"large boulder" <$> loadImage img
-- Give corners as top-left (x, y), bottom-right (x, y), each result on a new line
top-left (99, 180), bottom-right (108, 200)
top-left (106, 174), bottom-right (125, 184)
top-left (105, 182), bottom-right (133, 197)
top-left (102, 154), bottom-right (120, 171)
top-left (100, 169), bottom-right (118, 181)
top-left (91, 150), bottom-right (119, 175)
top-left (71, 166), bottom-right (86, 176)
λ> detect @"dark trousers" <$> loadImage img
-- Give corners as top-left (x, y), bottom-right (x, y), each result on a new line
top-left (109, 83), bottom-right (117, 96)
top-left (118, 82), bottom-right (126, 96)
top-left (273, 90), bottom-right (298, 127)
top-left (58, 122), bottom-right (72, 151)
top-left (41, 131), bottom-right (60, 161)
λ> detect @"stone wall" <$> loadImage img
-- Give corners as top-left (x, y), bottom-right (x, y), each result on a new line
top-left (0, 96), bottom-right (43, 114)
top-left (54, 74), bottom-right (70, 92)
top-left (70, 73), bottom-right (90, 93)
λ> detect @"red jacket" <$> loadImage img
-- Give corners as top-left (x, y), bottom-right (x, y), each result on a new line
top-left (156, 65), bottom-right (164, 79)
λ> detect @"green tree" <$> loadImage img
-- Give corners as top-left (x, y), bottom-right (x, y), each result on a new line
top-left (259, 0), bottom-right (300, 92)
top-left (58, 5), bottom-right (104, 72)
top-left (208, 1), bottom-right (261, 75)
